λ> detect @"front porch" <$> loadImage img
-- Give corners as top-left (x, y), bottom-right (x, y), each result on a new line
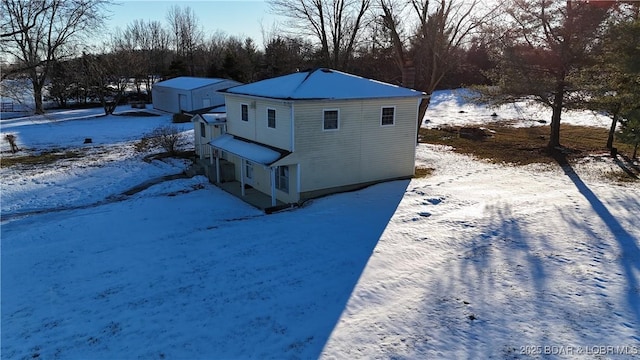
top-left (193, 157), bottom-right (290, 212)
top-left (218, 181), bottom-right (288, 211)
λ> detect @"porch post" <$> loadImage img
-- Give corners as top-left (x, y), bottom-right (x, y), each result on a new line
top-left (297, 164), bottom-right (301, 200)
top-left (240, 159), bottom-right (246, 197)
top-left (215, 156), bottom-right (220, 183)
top-left (270, 167), bottom-right (276, 207)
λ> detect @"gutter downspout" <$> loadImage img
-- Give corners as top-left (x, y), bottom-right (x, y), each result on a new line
top-left (297, 164), bottom-right (301, 202)
top-left (215, 156), bottom-right (220, 183)
top-left (290, 102), bottom-right (295, 152)
top-left (240, 159), bottom-right (246, 197)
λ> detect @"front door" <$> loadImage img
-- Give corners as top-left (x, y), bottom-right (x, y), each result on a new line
top-left (178, 94), bottom-right (188, 111)
top-left (244, 160), bottom-right (254, 186)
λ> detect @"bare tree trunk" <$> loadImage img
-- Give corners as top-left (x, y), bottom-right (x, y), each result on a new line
top-left (416, 96), bottom-right (430, 143)
top-left (401, 61), bottom-right (415, 88)
top-left (549, 95), bottom-right (563, 149)
top-left (33, 82), bottom-right (44, 115)
top-left (607, 112), bottom-right (619, 150)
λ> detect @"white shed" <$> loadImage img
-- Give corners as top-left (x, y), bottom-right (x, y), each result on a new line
top-left (152, 77), bottom-right (241, 114)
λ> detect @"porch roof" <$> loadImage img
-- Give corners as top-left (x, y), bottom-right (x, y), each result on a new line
top-left (270, 152), bottom-right (301, 167)
top-left (201, 113), bottom-right (227, 124)
top-left (209, 134), bottom-right (282, 165)
top-left (192, 113), bottom-right (226, 124)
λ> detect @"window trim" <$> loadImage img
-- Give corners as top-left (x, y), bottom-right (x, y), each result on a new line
top-left (200, 122), bottom-right (207, 137)
top-left (322, 109), bottom-right (340, 131)
top-left (381, 106), bottom-right (396, 127)
top-left (241, 103), bottom-right (249, 122)
top-left (267, 107), bottom-right (276, 129)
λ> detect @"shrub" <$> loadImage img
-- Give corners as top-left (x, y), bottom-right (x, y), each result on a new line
top-left (134, 136), bottom-right (153, 153)
top-left (4, 134), bottom-right (19, 153)
top-left (172, 113), bottom-right (192, 123)
top-left (147, 125), bottom-right (187, 155)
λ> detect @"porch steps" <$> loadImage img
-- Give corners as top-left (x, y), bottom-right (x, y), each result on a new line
top-left (185, 161), bottom-right (206, 178)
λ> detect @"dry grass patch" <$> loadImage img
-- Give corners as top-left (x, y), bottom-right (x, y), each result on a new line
top-left (1, 150), bottom-right (83, 167)
top-left (414, 166), bottom-right (435, 178)
top-left (419, 122), bottom-right (635, 165)
top-left (603, 170), bottom-right (638, 183)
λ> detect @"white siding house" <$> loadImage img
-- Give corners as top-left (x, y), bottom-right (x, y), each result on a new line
top-left (206, 68), bottom-right (425, 210)
top-left (152, 77), bottom-right (241, 113)
top-left (192, 105), bottom-right (226, 160)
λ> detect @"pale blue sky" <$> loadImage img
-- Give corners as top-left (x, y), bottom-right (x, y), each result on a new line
top-left (104, 0), bottom-right (281, 46)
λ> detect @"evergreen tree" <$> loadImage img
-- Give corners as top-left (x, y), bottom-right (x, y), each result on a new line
top-left (577, 18), bottom-right (640, 150)
top-left (619, 108), bottom-right (640, 159)
top-left (477, 0), bottom-right (611, 150)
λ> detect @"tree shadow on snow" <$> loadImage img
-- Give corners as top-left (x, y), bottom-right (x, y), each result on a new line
top-left (421, 170), bottom-right (639, 358)
top-left (556, 155), bottom-right (640, 338)
top-left (423, 204), bottom-right (555, 358)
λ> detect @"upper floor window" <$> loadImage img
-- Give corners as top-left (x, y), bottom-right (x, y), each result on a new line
top-left (323, 109), bottom-right (339, 130)
top-left (200, 122), bottom-right (206, 137)
top-left (267, 108), bottom-right (276, 128)
top-left (241, 104), bottom-right (249, 121)
top-left (381, 106), bottom-right (395, 126)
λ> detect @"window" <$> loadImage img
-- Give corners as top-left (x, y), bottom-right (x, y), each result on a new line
top-left (241, 104), bottom-right (249, 121)
top-left (200, 122), bottom-right (206, 137)
top-left (323, 109), bottom-right (339, 130)
top-left (381, 106), bottom-right (395, 126)
top-left (267, 108), bottom-right (276, 128)
top-left (276, 166), bottom-right (289, 192)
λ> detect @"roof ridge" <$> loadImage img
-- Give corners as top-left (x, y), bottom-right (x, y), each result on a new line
top-left (223, 68), bottom-right (424, 99)
top-left (289, 68), bottom-right (333, 98)
top-left (292, 67), bottom-right (323, 94)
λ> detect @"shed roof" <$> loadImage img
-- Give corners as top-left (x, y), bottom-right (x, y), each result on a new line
top-left (154, 77), bottom-right (231, 91)
top-left (223, 68), bottom-right (425, 100)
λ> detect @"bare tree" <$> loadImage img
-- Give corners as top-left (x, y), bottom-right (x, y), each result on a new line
top-left (203, 30), bottom-right (229, 76)
top-left (166, 5), bottom-right (204, 75)
top-left (268, 0), bottom-right (371, 69)
top-left (81, 51), bottom-right (130, 115)
top-left (261, 35), bottom-right (314, 78)
top-left (0, 0), bottom-right (111, 114)
top-left (110, 19), bottom-right (171, 101)
top-left (378, 0), bottom-right (497, 140)
top-left (0, 1), bottom-right (49, 38)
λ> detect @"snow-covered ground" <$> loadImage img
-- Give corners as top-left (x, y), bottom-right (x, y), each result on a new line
top-left (1, 94), bottom-right (639, 359)
top-left (425, 89), bottom-right (614, 129)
